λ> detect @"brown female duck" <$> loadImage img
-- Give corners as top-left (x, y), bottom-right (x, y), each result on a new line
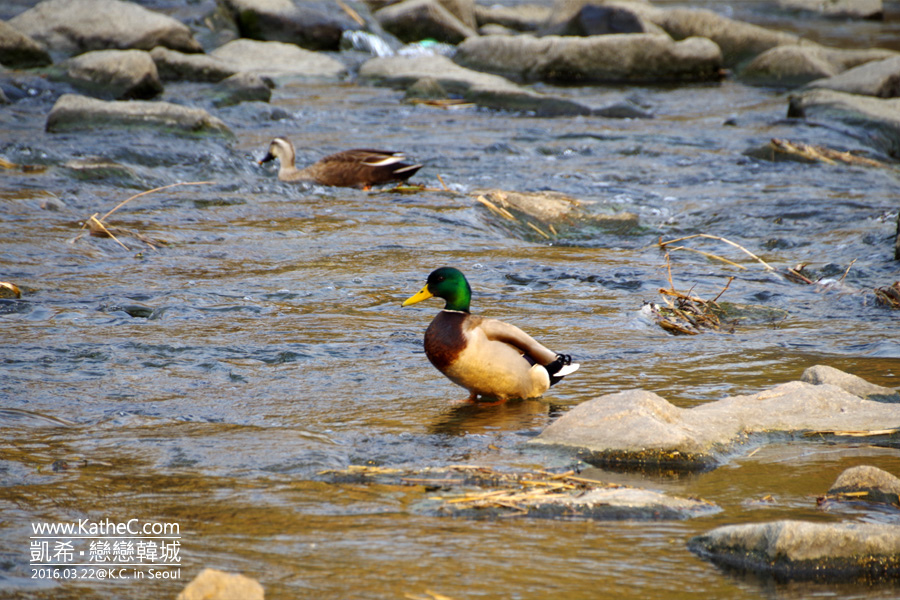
top-left (258, 137), bottom-right (422, 189)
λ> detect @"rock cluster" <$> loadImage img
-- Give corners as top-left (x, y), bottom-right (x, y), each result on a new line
top-left (3, 0), bottom-right (897, 128)
top-left (531, 365), bottom-right (900, 469)
top-left (532, 366), bottom-right (900, 582)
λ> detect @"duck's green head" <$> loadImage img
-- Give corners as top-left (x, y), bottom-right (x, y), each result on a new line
top-left (402, 267), bottom-right (472, 312)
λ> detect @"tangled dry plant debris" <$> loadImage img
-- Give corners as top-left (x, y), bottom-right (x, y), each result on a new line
top-left (71, 181), bottom-right (213, 251)
top-left (768, 139), bottom-right (886, 168)
top-left (874, 282), bottom-right (900, 309)
top-left (653, 234), bottom-right (899, 332)
top-left (645, 251), bottom-right (737, 335)
top-left (319, 465), bottom-right (625, 515)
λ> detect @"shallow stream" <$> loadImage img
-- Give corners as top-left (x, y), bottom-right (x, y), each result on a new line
top-left (1, 2), bottom-right (900, 598)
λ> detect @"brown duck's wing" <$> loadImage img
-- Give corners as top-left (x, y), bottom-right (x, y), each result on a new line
top-left (476, 318), bottom-right (559, 365)
top-left (307, 150), bottom-right (422, 187)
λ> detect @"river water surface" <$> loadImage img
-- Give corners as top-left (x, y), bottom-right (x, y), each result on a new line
top-left (2, 2), bottom-right (900, 599)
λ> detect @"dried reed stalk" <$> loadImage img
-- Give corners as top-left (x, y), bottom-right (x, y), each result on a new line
top-left (659, 234), bottom-right (775, 271)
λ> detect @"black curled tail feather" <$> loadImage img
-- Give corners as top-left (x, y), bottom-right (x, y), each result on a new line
top-left (545, 354), bottom-right (572, 386)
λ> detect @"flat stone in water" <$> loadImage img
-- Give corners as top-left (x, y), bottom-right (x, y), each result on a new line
top-left (474, 189), bottom-right (640, 241)
top-left (531, 366), bottom-right (900, 470)
top-left (46, 94), bottom-right (232, 136)
top-left (688, 520), bottom-right (900, 581)
top-left (822, 465), bottom-right (900, 507)
top-left (320, 465), bottom-right (719, 520)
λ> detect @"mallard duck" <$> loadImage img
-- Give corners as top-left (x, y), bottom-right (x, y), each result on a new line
top-left (402, 267), bottom-right (579, 401)
top-left (258, 137), bottom-right (422, 189)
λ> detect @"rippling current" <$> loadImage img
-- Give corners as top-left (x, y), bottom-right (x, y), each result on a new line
top-left (2, 2), bottom-right (900, 599)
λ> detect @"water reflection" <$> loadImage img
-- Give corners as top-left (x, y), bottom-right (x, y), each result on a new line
top-left (428, 398), bottom-right (558, 436)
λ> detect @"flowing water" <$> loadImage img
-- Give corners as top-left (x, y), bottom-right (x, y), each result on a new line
top-left (2, 2), bottom-right (900, 598)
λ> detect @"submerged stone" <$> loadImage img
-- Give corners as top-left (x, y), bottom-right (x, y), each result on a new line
top-left (806, 55), bottom-right (900, 98)
top-left (63, 157), bottom-right (142, 184)
top-left (823, 465), bottom-right (900, 507)
top-left (801, 365), bottom-right (900, 402)
top-left (688, 520), bottom-right (900, 581)
top-left (425, 485), bottom-right (719, 520)
top-left (46, 94), bottom-right (232, 136)
top-left (787, 89), bottom-right (900, 157)
top-left (531, 367), bottom-right (900, 470)
top-left (474, 189), bottom-right (640, 242)
top-left (360, 54), bottom-right (646, 117)
top-left (320, 464), bottom-right (719, 520)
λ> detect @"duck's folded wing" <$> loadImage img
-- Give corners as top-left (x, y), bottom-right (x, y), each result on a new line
top-left (478, 318), bottom-right (559, 365)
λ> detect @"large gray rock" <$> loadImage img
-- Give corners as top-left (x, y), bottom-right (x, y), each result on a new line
top-left (210, 39), bottom-right (347, 81)
top-left (216, 0), bottom-right (356, 51)
top-left (176, 568), bottom-right (264, 600)
top-left (742, 44), bottom-right (897, 87)
top-left (531, 367), bottom-right (900, 469)
top-left (46, 94), bottom-right (232, 136)
top-left (61, 49), bottom-right (163, 100)
top-left (778, 0), bottom-right (883, 20)
top-left (9, 0), bottom-right (202, 59)
top-left (360, 54), bottom-right (643, 117)
top-left (643, 6), bottom-right (800, 67)
top-left (0, 19), bottom-right (51, 68)
top-left (788, 89), bottom-right (900, 157)
top-left (826, 465), bottom-right (900, 506)
top-left (802, 364), bottom-right (900, 402)
top-left (455, 33), bottom-right (722, 84)
top-left (150, 46), bottom-right (238, 82)
top-left (807, 55), bottom-right (900, 98)
top-left (689, 521), bottom-right (900, 581)
top-left (374, 0), bottom-right (477, 44)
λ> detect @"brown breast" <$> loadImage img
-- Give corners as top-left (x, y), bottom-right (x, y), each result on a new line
top-left (423, 311), bottom-right (468, 372)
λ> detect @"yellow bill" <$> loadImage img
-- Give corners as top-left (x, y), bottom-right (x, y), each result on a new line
top-left (402, 285), bottom-right (433, 307)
